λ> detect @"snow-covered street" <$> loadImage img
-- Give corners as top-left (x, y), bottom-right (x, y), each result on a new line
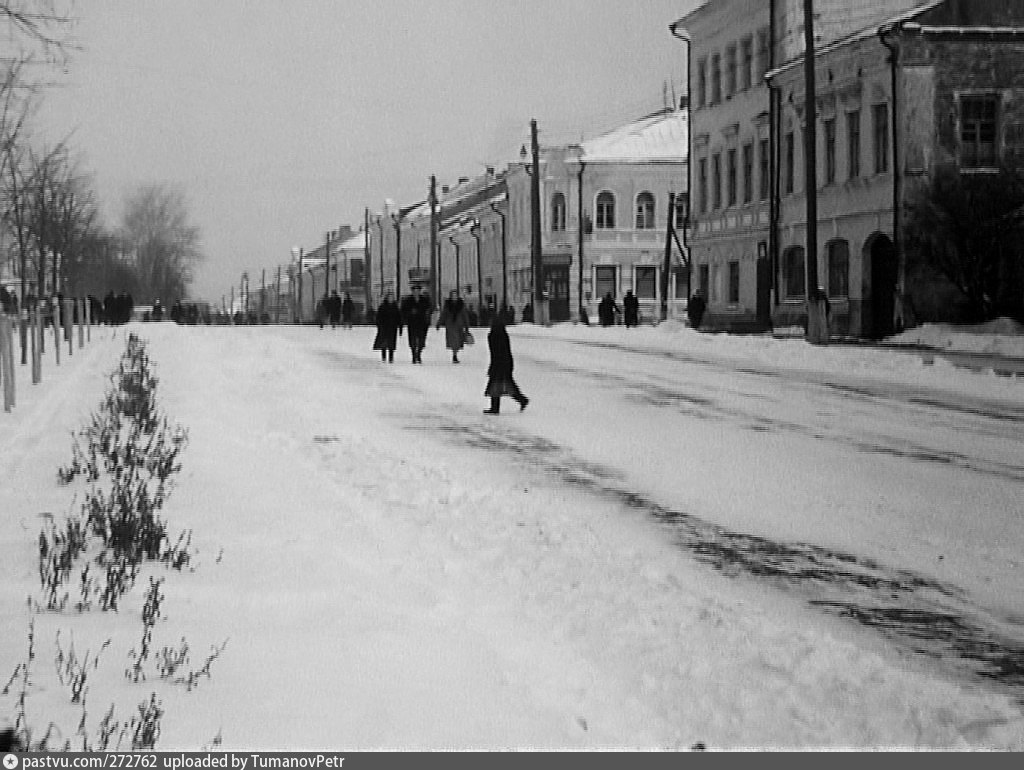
top-left (2, 320), bottom-right (1023, 750)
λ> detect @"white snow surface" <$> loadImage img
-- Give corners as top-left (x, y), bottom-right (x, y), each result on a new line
top-left (2, 320), bottom-right (1023, 751)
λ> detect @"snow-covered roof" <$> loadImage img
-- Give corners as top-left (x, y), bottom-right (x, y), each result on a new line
top-left (580, 109), bottom-right (688, 164)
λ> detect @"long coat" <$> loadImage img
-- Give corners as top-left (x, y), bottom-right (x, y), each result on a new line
top-left (373, 300), bottom-right (403, 350)
top-left (484, 319), bottom-right (523, 399)
top-left (437, 298), bottom-right (470, 352)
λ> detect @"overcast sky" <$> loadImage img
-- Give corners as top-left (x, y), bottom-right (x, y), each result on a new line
top-left (37, 0), bottom-right (698, 302)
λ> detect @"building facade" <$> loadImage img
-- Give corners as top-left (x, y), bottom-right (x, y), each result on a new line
top-left (673, 0), bottom-right (930, 334)
top-left (505, 109), bottom-right (689, 324)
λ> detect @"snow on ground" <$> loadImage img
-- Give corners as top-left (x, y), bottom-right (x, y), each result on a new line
top-left (1, 319), bottom-right (1023, 751)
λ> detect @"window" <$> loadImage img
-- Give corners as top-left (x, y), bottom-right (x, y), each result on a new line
top-left (728, 261), bottom-right (740, 303)
top-left (741, 36), bottom-right (753, 91)
top-left (727, 148), bottom-right (737, 206)
top-left (595, 265), bottom-right (616, 298)
top-left (826, 239), bottom-right (849, 298)
top-left (711, 53), bottom-right (721, 104)
top-left (712, 153), bottom-right (722, 209)
top-left (784, 131), bottom-right (795, 194)
top-left (635, 266), bottom-right (657, 299)
top-left (673, 194), bottom-right (688, 229)
top-left (759, 138), bottom-right (770, 200)
top-left (698, 158), bottom-right (708, 213)
top-left (960, 94), bottom-right (999, 168)
top-left (824, 118), bottom-right (836, 185)
top-left (742, 142), bottom-right (753, 203)
top-left (696, 58), bottom-right (707, 108)
top-left (756, 28), bottom-right (770, 80)
top-left (783, 246), bottom-right (805, 299)
top-left (551, 192), bottom-right (566, 232)
top-left (635, 192), bottom-right (655, 229)
top-left (847, 110), bottom-right (861, 179)
top-left (698, 263), bottom-right (709, 296)
top-left (873, 103), bottom-right (889, 174)
top-left (726, 44), bottom-right (737, 98)
top-left (596, 191), bottom-right (616, 229)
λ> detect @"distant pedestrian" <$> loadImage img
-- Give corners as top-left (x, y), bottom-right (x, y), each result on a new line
top-left (341, 293), bottom-right (355, 328)
top-left (598, 292), bottom-right (619, 327)
top-left (483, 315), bottom-right (528, 414)
top-left (687, 290), bottom-right (706, 330)
top-left (623, 290), bottom-right (639, 328)
top-left (436, 290), bottom-right (470, 364)
top-left (327, 290), bottom-right (342, 328)
top-left (372, 292), bottom-right (403, 363)
top-left (400, 284), bottom-right (431, 363)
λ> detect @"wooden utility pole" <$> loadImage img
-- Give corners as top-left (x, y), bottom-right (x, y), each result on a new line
top-left (662, 191), bottom-right (676, 322)
top-left (324, 231), bottom-right (331, 297)
top-left (803, 0), bottom-right (827, 343)
top-left (429, 176), bottom-right (438, 308)
top-left (530, 119), bottom-right (546, 324)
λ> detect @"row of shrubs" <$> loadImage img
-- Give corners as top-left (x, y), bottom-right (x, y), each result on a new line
top-left (3, 333), bottom-right (224, 751)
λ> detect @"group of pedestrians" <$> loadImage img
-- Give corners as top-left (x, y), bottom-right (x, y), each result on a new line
top-left (318, 291), bottom-right (356, 329)
top-left (370, 283), bottom-right (528, 414)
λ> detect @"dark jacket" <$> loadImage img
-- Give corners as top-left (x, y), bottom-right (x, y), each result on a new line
top-left (623, 292), bottom-right (639, 325)
top-left (487, 319), bottom-right (513, 380)
top-left (373, 300), bottom-right (403, 350)
top-left (400, 292), bottom-right (432, 333)
top-left (341, 296), bottom-right (355, 322)
top-left (437, 297), bottom-right (470, 351)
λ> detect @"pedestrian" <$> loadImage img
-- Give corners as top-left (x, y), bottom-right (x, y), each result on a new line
top-left (687, 289), bottom-right (706, 329)
top-left (483, 314), bottom-right (529, 414)
top-left (400, 284), bottom-right (431, 363)
top-left (623, 290), bottom-right (639, 328)
top-left (436, 289), bottom-right (470, 364)
top-left (341, 292), bottom-right (355, 329)
top-left (597, 292), bottom-right (619, 327)
top-left (372, 292), bottom-right (403, 363)
top-left (327, 290), bottom-right (342, 328)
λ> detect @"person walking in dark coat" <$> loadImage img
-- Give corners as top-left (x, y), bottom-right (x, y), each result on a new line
top-left (372, 292), bottom-right (403, 363)
top-left (400, 284), bottom-right (431, 363)
top-left (687, 290), bottom-right (707, 329)
top-left (623, 290), bottom-right (639, 328)
top-left (483, 315), bottom-right (528, 414)
top-left (341, 293), bottom-right (355, 328)
top-left (436, 290), bottom-right (470, 364)
top-left (597, 292), bottom-right (619, 327)
top-left (327, 290), bottom-right (342, 328)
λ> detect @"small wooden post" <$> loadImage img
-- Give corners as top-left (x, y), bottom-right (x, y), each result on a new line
top-left (31, 309), bottom-right (41, 384)
top-left (1, 315), bottom-right (15, 411)
top-left (77, 299), bottom-right (85, 348)
top-left (85, 297), bottom-right (92, 342)
top-left (54, 299), bottom-right (61, 366)
top-left (64, 298), bottom-right (73, 357)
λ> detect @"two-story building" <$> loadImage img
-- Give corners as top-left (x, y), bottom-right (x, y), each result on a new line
top-left (767, 0), bottom-right (1024, 336)
top-left (504, 108), bottom-right (689, 324)
top-left (672, 0), bottom-right (928, 334)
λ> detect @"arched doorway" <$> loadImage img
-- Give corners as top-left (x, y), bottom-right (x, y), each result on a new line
top-left (864, 233), bottom-right (897, 339)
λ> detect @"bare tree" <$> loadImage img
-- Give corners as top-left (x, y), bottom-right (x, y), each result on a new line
top-left (121, 184), bottom-right (204, 303)
top-left (904, 164), bottom-right (1024, 322)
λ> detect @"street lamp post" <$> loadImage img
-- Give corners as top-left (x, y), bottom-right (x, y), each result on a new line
top-left (470, 218), bottom-right (482, 312)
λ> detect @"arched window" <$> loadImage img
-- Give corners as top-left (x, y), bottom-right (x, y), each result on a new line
top-left (825, 239), bottom-right (850, 298)
top-left (595, 191), bottom-right (616, 229)
top-left (783, 246), bottom-right (806, 299)
top-left (551, 193), bottom-right (566, 232)
top-left (635, 192), bottom-right (655, 229)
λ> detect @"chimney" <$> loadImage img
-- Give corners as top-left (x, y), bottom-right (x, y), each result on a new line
top-left (442, 185), bottom-right (450, 194)
top-left (458, 176), bottom-right (469, 184)
top-left (486, 166), bottom-right (494, 176)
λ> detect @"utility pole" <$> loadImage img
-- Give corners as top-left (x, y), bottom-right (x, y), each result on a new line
top-left (662, 191), bottom-right (676, 322)
top-left (803, 0), bottom-right (827, 344)
top-left (429, 176), bottom-right (438, 308)
top-left (530, 119), bottom-right (546, 324)
top-left (324, 231), bottom-right (331, 298)
top-left (363, 208), bottom-right (372, 317)
top-left (393, 213), bottom-right (402, 299)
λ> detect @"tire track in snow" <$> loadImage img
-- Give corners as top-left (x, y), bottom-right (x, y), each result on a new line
top-left (405, 412), bottom-right (1024, 704)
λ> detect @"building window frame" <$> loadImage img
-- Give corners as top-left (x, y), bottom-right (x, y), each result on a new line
top-left (847, 109), bottom-right (861, 179)
top-left (727, 148), bottom-right (737, 206)
top-left (826, 239), bottom-right (850, 299)
top-left (551, 192), bottom-right (566, 232)
top-left (873, 103), bottom-right (889, 174)
top-left (711, 53), bottom-right (722, 105)
top-left (635, 265), bottom-right (657, 299)
top-left (634, 191), bottom-right (656, 230)
top-left (698, 158), bottom-right (708, 214)
top-left (696, 57), bottom-right (708, 109)
top-left (824, 117), bottom-right (836, 185)
top-left (725, 44), bottom-right (737, 98)
top-left (712, 152), bottom-right (722, 210)
top-left (594, 264), bottom-right (617, 299)
top-left (959, 93), bottom-right (1000, 169)
top-left (595, 191), bottom-right (616, 230)
top-left (741, 36), bottom-right (753, 91)
top-left (759, 137), bottom-right (770, 201)
top-left (784, 131), bottom-right (795, 195)
top-left (742, 142), bottom-right (754, 203)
